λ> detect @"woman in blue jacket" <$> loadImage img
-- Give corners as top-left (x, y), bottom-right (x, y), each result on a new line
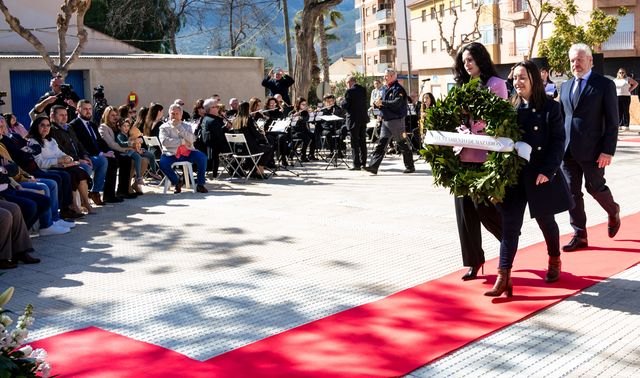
top-left (485, 60), bottom-right (573, 297)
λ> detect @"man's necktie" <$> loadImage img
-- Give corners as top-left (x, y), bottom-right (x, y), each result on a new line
top-left (572, 78), bottom-right (582, 109)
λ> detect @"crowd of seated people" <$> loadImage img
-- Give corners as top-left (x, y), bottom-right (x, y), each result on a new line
top-left (1, 70), bottom-right (430, 269)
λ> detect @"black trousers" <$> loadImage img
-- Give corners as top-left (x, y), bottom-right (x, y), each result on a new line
top-left (104, 154), bottom-right (133, 199)
top-left (562, 151), bottom-right (618, 238)
top-left (497, 182), bottom-right (560, 270)
top-left (617, 96), bottom-right (631, 127)
top-left (455, 195), bottom-right (502, 267)
top-left (349, 122), bottom-right (367, 168)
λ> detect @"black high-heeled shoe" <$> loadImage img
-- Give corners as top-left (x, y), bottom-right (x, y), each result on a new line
top-left (461, 264), bottom-right (484, 281)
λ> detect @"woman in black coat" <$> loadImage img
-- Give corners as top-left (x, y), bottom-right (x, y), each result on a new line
top-left (485, 60), bottom-right (573, 297)
top-left (231, 102), bottom-right (274, 177)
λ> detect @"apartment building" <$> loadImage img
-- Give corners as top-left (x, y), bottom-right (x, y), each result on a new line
top-left (363, 0), bottom-right (639, 98)
top-left (354, 1), bottom-right (411, 78)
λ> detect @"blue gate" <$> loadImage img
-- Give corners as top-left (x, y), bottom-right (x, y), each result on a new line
top-left (8, 70), bottom-right (85, 130)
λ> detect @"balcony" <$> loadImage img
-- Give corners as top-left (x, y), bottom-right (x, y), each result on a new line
top-left (375, 9), bottom-right (394, 23)
top-left (355, 18), bottom-right (362, 33)
top-left (596, 0), bottom-right (635, 7)
top-left (376, 36), bottom-right (396, 50)
top-left (376, 63), bottom-right (393, 73)
top-left (602, 31), bottom-right (635, 51)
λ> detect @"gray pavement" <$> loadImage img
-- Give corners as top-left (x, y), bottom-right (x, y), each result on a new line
top-left (2, 128), bottom-right (640, 377)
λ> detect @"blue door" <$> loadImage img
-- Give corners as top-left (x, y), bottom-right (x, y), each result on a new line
top-left (8, 70), bottom-right (85, 130)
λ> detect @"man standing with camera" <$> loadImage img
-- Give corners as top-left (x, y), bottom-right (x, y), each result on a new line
top-left (34, 73), bottom-right (80, 120)
top-left (261, 68), bottom-right (294, 106)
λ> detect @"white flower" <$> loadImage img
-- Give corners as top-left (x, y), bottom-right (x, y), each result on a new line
top-left (19, 344), bottom-right (33, 356)
top-left (0, 314), bottom-right (12, 327)
top-left (30, 348), bottom-right (48, 363)
top-left (10, 328), bottom-right (28, 347)
top-left (39, 361), bottom-right (51, 378)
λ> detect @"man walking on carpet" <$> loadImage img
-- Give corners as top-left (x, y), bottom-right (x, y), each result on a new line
top-left (559, 43), bottom-right (621, 252)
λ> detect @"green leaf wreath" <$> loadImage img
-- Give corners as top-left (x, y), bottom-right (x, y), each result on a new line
top-left (420, 79), bottom-right (524, 204)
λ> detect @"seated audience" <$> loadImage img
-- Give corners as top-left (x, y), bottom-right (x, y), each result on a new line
top-left (27, 116), bottom-right (94, 214)
top-left (0, 200), bottom-right (39, 268)
top-left (158, 104), bottom-right (208, 194)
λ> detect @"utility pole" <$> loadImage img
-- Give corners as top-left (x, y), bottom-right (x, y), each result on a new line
top-left (282, 0), bottom-right (293, 74)
top-left (402, 0), bottom-right (412, 96)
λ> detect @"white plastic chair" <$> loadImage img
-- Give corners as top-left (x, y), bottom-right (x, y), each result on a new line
top-left (146, 135), bottom-right (196, 193)
top-left (162, 161), bottom-right (196, 193)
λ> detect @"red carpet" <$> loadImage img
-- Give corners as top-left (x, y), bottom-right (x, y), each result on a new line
top-left (623, 137), bottom-right (640, 142)
top-left (32, 213), bottom-right (640, 377)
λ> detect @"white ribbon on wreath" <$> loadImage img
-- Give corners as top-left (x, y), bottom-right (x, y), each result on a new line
top-left (424, 130), bottom-right (532, 161)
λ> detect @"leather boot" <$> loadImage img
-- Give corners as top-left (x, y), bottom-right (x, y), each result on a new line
top-left (545, 256), bottom-right (561, 283)
top-left (484, 268), bottom-right (513, 297)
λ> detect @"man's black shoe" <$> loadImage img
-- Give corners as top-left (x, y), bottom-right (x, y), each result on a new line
top-left (196, 185), bottom-right (208, 193)
top-left (403, 167), bottom-right (416, 174)
top-left (608, 204), bottom-right (621, 238)
top-left (120, 193), bottom-right (138, 199)
top-left (104, 196), bottom-right (124, 203)
top-left (17, 252), bottom-right (40, 264)
top-left (363, 166), bottom-right (377, 175)
top-left (562, 236), bottom-right (588, 252)
top-left (349, 166), bottom-right (361, 171)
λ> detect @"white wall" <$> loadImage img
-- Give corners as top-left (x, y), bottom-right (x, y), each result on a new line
top-left (0, 0), bottom-right (143, 54)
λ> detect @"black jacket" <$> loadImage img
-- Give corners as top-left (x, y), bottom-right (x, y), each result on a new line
top-left (517, 98), bottom-right (572, 218)
top-left (69, 117), bottom-right (103, 156)
top-left (50, 123), bottom-right (89, 160)
top-left (377, 80), bottom-right (407, 121)
top-left (340, 84), bottom-right (369, 129)
top-left (261, 75), bottom-right (295, 105)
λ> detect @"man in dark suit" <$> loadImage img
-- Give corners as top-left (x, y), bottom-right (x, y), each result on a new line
top-left (70, 100), bottom-right (130, 203)
top-left (559, 43), bottom-right (620, 251)
top-left (340, 75), bottom-right (369, 170)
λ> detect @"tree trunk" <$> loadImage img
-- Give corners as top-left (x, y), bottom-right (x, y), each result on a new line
top-left (292, 0), bottom-right (342, 100)
top-left (318, 14), bottom-right (330, 85)
top-left (0, 0), bottom-right (90, 75)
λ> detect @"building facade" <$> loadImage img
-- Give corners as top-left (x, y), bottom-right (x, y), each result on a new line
top-left (356, 0), bottom-right (639, 98)
top-left (355, 0), bottom-right (411, 78)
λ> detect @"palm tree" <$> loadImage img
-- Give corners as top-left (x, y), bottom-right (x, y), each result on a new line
top-left (317, 9), bottom-right (343, 86)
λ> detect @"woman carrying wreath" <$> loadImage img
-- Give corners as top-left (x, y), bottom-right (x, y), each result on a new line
top-left (485, 61), bottom-right (573, 297)
top-left (453, 42), bottom-right (505, 281)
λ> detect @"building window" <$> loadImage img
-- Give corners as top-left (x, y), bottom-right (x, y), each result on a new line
top-left (513, 0), bottom-right (527, 12)
top-left (430, 7), bottom-right (436, 20)
top-left (440, 38), bottom-right (446, 51)
top-left (515, 26), bottom-right (529, 55)
top-left (439, 4), bottom-right (445, 17)
top-left (422, 9), bottom-right (427, 22)
top-left (431, 39), bottom-right (437, 52)
top-left (374, 55), bottom-right (379, 64)
top-left (479, 24), bottom-right (498, 45)
top-left (367, 56), bottom-right (371, 66)
top-left (373, 30), bottom-right (379, 39)
top-left (422, 41), bottom-right (429, 54)
top-left (541, 21), bottom-right (553, 40)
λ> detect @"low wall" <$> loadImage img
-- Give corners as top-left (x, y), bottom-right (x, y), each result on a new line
top-left (0, 54), bottom-right (264, 113)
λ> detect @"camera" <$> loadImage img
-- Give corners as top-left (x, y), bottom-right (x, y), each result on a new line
top-left (0, 91), bottom-right (6, 106)
top-left (58, 84), bottom-right (72, 100)
top-left (93, 85), bottom-right (105, 100)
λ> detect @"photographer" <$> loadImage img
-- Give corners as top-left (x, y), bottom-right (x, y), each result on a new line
top-left (36, 73), bottom-right (80, 120)
top-left (92, 85), bottom-right (108, 124)
top-left (261, 67), bottom-right (295, 106)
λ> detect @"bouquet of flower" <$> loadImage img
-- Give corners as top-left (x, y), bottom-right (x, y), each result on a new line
top-left (0, 287), bottom-right (52, 377)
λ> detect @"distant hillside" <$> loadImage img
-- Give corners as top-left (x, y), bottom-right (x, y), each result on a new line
top-left (176, 1), bottom-right (358, 69)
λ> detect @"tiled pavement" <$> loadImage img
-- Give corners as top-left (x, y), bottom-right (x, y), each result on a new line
top-left (2, 128), bottom-right (639, 377)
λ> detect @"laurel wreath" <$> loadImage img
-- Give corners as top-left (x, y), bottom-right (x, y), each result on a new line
top-left (420, 79), bottom-right (523, 204)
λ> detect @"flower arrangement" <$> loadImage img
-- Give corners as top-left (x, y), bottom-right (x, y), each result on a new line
top-left (0, 287), bottom-right (52, 378)
top-left (420, 79), bottom-right (524, 204)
